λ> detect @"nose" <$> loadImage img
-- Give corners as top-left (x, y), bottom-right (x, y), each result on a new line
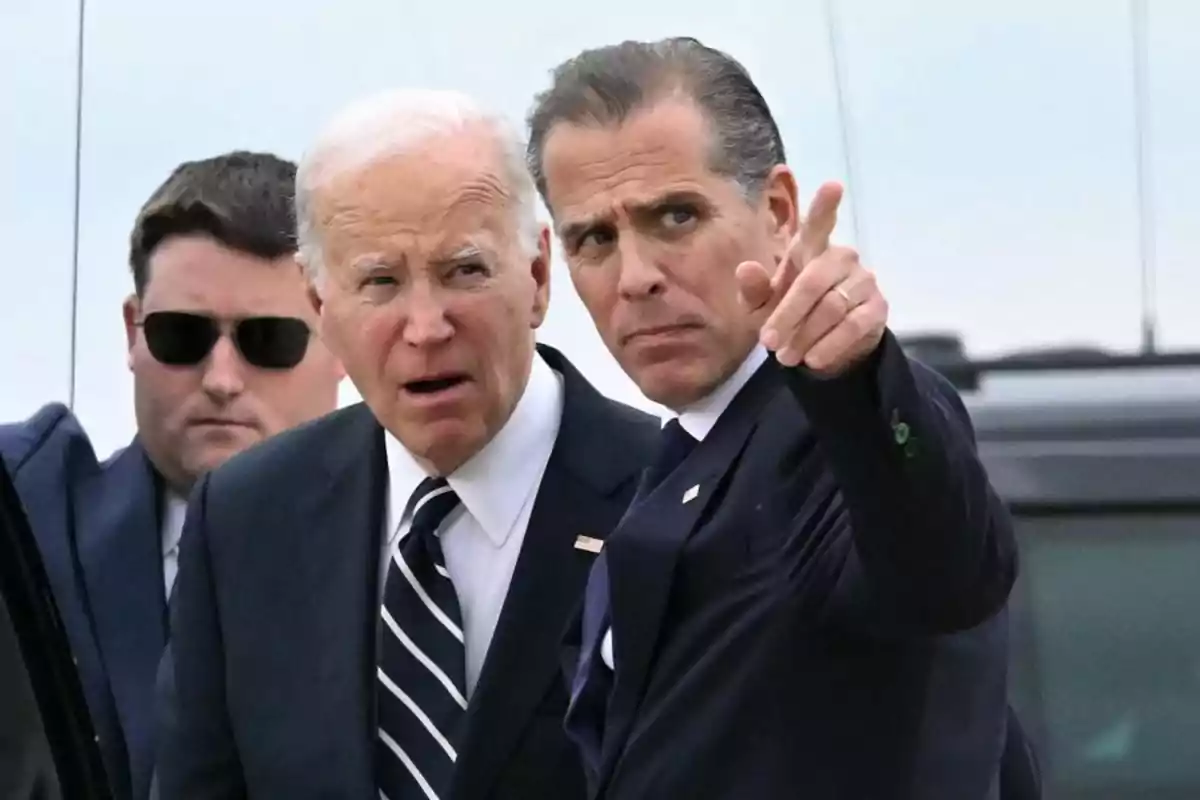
top-left (200, 335), bottom-right (246, 402)
top-left (402, 291), bottom-right (454, 348)
top-left (616, 236), bottom-right (666, 300)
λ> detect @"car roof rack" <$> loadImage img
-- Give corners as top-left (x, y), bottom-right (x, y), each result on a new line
top-left (897, 332), bottom-right (1200, 391)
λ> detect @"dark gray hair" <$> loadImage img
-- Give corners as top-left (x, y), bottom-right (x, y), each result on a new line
top-left (525, 37), bottom-right (786, 205)
top-left (129, 151), bottom-right (298, 297)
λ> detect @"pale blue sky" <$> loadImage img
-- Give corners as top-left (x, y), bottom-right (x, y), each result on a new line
top-left (3, 0), bottom-right (1199, 455)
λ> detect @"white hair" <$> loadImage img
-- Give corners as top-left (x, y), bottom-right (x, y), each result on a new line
top-left (294, 87), bottom-right (541, 286)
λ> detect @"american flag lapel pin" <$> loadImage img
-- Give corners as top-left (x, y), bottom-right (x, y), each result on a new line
top-left (574, 535), bottom-right (604, 554)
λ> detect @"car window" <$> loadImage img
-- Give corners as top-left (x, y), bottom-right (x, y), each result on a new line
top-left (0, 460), bottom-right (112, 799)
top-left (1010, 511), bottom-right (1200, 798)
top-left (0, 587), bottom-right (63, 798)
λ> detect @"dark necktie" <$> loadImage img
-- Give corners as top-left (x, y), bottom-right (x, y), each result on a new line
top-left (632, 418), bottom-right (700, 503)
top-left (377, 476), bottom-right (466, 800)
top-left (567, 418), bottom-right (701, 771)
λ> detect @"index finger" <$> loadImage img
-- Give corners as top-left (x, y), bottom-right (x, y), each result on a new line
top-left (798, 182), bottom-right (843, 266)
top-left (770, 230), bottom-right (803, 295)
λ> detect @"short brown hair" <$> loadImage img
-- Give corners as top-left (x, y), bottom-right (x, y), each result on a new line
top-left (526, 37), bottom-right (785, 204)
top-left (128, 150), bottom-right (298, 296)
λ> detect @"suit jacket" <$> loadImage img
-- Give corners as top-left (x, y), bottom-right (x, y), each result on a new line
top-left (0, 455), bottom-right (113, 800)
top-left (0, 404), bottom-right (166, 800)
top-left (566, 332), bottom-right (1019, 799)
top-left (1000, 706), bottom-right (1041, 799)
top-left (155, 344), bottom-right (659, 800)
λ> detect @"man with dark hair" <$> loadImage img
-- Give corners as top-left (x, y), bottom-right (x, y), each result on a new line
top-left (527, 37), bottom-right (1037, 799)
top-left (0, 150), bottom-right (343, 799)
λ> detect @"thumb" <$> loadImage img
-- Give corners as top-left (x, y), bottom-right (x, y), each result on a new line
top-left (735, 261), bottom-right (775, 312)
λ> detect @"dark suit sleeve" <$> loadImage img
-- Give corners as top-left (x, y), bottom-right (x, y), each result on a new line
top-left (1000, 706), bottom-right (1042, 799)
top-left (0, 403), bottom-right (74, 478)
top-left (155, 475), bottom-right (246, 799)
top-left (784, 329), bottom-right (1016, 634)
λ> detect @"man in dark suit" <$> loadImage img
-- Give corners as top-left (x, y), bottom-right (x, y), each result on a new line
top-left (155, 88), bottom-right (659, 800)
top-left (526, 38), bottom-right (1027, 798)
top-left (0, 151), bottom-right (344, 799)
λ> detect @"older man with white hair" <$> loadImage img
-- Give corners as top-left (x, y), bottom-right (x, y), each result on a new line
top-left (153, 88), bottom-right (659, 800)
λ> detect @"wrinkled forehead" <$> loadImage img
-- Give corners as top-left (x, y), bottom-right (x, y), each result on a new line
top-left (540, 102), bottom-right (724, 230)
top-left (313, 144), bottom-right (517, 266)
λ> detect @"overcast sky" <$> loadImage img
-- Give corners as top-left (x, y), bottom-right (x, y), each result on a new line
top-left (3, 0), bottom-right (1199, 455)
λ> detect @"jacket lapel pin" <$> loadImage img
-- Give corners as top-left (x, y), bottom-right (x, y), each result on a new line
top-left (574, 535), bottom-right (604, 554)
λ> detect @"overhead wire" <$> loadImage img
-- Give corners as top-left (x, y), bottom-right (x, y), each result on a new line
top-left (822, 0), bottom-right (868, 260)
top-left (68, 0), bottom-right (87, 407)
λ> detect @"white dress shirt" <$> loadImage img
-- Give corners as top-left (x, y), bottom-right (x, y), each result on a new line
top-left (600, 345), bottom-right (768, 670)
top-left (161, 492), bottom-right (188, 599)
top-left (382, 353), bottom-right (564, 698)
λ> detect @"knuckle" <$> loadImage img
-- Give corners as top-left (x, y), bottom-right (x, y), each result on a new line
top-left (846, 311), bottom-right (869, 339)
top-left (820, 291), bottom-right (844, 317)
top-left (789, 279), bottom-right (822, 310)
top-left (806, 350), bottom-right (830, 371)
top-left (853, 302), bottom-right (884, 336)
top-left (831, 245), bottom-right (859, 264)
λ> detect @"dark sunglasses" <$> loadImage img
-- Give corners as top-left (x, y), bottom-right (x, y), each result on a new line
top-left (136, 311), bottom-right (312, 370)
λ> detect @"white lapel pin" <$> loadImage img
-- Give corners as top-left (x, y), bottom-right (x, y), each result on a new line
top-left (682, 484), bottom-right (700, 504)
top-left (574, 535), bottom-right (604, 554)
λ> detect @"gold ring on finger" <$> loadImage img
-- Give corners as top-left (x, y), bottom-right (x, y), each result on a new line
top-left (834, 284), bottom-right (854, 309)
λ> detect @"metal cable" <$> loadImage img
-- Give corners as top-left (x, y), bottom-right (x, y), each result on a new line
top-left (1130, 0), bottom-right (1158, 353)
top-left (67, 0), bottom-right (87, 408)
top-left (822, 0), bottom-right (867, 259)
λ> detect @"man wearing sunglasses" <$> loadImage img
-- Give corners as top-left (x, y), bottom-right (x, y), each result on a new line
top-left (0, 150), bottom-right (344, 800)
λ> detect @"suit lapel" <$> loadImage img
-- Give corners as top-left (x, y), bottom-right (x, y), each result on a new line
top-left (73, 443), bottom-right (163, 778)
top-left (600, 361), bottom-right (783, 777)
top-left (452, 465), bottom-right (616, 799)
top-left (451, 344), bottom-right (648, 800)
top-left (291, 405), bottom-right (388, 797)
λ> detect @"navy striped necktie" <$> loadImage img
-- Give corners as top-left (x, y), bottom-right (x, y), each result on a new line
top-left (376, 476), bottom-right (465, 800)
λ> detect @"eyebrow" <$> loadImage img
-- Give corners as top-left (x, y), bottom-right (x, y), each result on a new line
top-left (344, 244), bottom-right (489, 277)
top-left (558, 190), bottom-right (709, 242)
top-left (347, 253), bottom-right (402, 277)
top-left (430, 244), bottom-right (484, 267)
top-left (559, 216), bottom-right (606, 246)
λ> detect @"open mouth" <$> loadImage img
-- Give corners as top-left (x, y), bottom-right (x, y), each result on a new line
top-left (404, 374), bottom-right (470, 395)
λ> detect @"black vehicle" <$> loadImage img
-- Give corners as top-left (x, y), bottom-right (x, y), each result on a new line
top-left (908, 335), bottom-right (1200, 800)
top-left (0, 457), bottom-right (111, 800)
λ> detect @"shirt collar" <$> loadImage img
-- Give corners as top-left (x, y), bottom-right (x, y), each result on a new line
top-left (669, 345), bottom-right (768, 441)
top-left (161, 491), bottom-right (188, 556)
top-left (385, 351), bottom-right (564, 547)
